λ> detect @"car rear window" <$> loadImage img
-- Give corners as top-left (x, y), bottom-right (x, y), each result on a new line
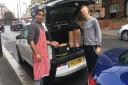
top-left (47, 7), bottom-right (78, 24)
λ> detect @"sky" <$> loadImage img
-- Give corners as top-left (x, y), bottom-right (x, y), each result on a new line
top-left (0, 0), bottom-right (31, 18)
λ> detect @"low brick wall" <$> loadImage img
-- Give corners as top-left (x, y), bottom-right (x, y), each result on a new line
top-left (99, 20), bottom-right (109, 30)
top-left (109, 20), bottom-right (128, 29)
top-left (99, 19), bottom-right (128, 30)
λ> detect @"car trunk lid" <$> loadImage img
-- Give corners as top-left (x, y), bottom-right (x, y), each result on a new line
top-left (45, 0), bottom-right (95, 28)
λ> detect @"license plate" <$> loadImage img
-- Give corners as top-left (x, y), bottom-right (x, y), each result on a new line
top-left (68, 57), bottom-right (83, 68)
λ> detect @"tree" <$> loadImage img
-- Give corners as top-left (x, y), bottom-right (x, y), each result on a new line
top-left (102, 0), bottom-right (110, 19)
top-left (102, 0), bottom-right (106, 7)
top-left (3, 11), bottom-right (15, 25)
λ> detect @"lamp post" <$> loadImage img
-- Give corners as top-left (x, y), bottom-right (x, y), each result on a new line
top-left (105, 0), bottom-right (110, 19)
top-left (19, 0), bottom-right (21, 19)
top-left (23, 2), bottom-right (27, 21)
top-left (17, 3), bottom-right (20, 20)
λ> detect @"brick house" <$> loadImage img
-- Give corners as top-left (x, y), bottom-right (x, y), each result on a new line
top-left (89, 0), bottom-right (127, 29)
top-left (87, 0), bottom-right (108, 29)
top-left (88, 0), bottom-right (105, 19)
top-left (110, 0), bottom-right (126, 19)
top-left (101, 0), bottom-right (128, 30)
top-left (104, 0), bottom-right (126, 19)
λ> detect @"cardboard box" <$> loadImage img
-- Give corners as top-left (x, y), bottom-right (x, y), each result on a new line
top-left (69, 29), bottom-right (81, 47)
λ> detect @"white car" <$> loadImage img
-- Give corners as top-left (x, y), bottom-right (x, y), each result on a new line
top-left (118, 24), bottom-right (128, 40)
top-left (16, 0), bottom-right (94, 83)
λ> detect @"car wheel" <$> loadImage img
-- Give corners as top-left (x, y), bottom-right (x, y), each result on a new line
top-left (121, 30), bottom-right (128, 40)
top-left (16, 45), bottom-right (24, 63)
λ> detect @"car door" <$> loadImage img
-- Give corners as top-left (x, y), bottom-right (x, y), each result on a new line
top-left (17, 26), bottom-right (33, 65)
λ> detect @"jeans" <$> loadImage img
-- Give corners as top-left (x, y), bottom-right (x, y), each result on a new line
top-left (34, 78), bottom-right (43, 85)
top-left (83, 45), bottom-right (98, 74)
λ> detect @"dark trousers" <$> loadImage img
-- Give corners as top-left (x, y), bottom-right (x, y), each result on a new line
top-left (83, 45), bottom-right (98, 74)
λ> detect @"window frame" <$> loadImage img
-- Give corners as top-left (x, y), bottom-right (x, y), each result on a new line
top-left (95, 0), bottom-right (101, 3)
top-left (110, 4), bottom-right (119, 13)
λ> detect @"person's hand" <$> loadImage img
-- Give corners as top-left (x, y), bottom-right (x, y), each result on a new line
top-left (35, 53), bottom-right (42, 62)
top-left (96, 47), bottom-right (102, 54)
top-left (51, 41), bottom-right (59, 48)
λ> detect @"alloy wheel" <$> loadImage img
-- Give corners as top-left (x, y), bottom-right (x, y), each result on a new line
top-left (121, 30), bottom-right (128, 41)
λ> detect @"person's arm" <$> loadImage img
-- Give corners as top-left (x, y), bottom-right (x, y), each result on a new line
top-left (27, 23), bottom-right (42, 62)
top-left (47, 40), bottom-right (51, 45)
top-left (47, 40), bottom-right (59, 48)
top-left (94, 19), bottom-right (102, 46)
top-left (29, 41), bottom-right (38, 54)
top-left (94, 19), bottom-right (102, 54)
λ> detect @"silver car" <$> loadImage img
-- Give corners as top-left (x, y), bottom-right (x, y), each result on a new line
top-left (118, 24), bottom-right (128, 40)
top-left (16, 0), bottom-right (94, 82)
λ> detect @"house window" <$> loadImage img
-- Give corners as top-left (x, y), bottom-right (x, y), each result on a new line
top-left (110, 4), bottom-right (119, 13)
top-left (95, 0), bottom-right (101, 3)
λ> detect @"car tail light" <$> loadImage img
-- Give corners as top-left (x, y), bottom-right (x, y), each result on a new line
top-left (88, 72), bottom-right (96, 85)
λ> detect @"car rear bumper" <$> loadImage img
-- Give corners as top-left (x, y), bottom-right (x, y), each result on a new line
top-left (53, 67), bottom-right (87, 82)
top-left (55, 57), bottom-right (86, 77)
top-left (49, 50), bottom-right (86, 78)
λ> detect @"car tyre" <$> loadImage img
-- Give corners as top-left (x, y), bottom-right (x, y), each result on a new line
top-left (121, 30), bottom-right (128, 41)
top-left (16, 45), bottom-right (24, 63)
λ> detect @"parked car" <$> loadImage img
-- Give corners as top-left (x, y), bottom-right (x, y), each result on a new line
top-left (10, 21), bottom-right (23, 31)
top-left (16, 0), bottom-right (94, 83)
top-left (118, 24), bottom-right (128, 40)
top-left (0, 24), bottom-right (4, 32)
top-left (89, 48), bottom-right (128, 85)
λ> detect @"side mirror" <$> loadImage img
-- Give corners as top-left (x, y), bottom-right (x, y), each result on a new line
top-left (16, 35), bottom-right (23, 39)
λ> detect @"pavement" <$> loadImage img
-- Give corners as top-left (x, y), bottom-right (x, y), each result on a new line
top-left (0, 56), bottom-right (22, 85)
top-left (0, 29), bottom-right (118, 85)
top-left (1, 45), bottom-right (33, 85)
top-left (102, 29), bottom-right (118, 37)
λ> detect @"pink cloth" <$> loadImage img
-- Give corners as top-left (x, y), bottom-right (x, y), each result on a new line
top-left (33, 27), bottom-right (50, 80)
